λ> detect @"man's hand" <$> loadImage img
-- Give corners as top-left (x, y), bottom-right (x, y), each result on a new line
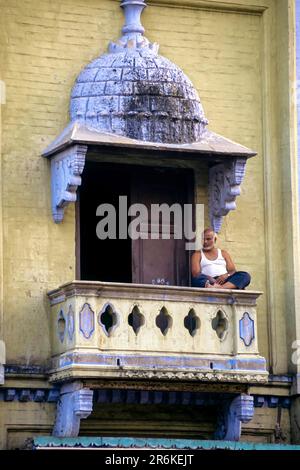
top-left (215, 273), bottom-right (229, 285)
top-left (207, 276), bottom-right (217, 285)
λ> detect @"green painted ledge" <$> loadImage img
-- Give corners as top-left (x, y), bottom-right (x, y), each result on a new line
top-left (33, 437), bottom-right (300, 450)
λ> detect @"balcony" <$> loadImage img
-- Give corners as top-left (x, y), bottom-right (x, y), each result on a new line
top-left (47, 281), bottom-right (268, 439)
top-left (48, 281), bottom-right (267, 384)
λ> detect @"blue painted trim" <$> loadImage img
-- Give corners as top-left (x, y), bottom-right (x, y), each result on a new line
top-left (33, 436), bottom-right (300, 450)
top-left (0, 388), bottom-right (291, 409)
top-left (0, 388), bottom-right (60, 402)
top-left (269, 375), bottom-right (293, 383)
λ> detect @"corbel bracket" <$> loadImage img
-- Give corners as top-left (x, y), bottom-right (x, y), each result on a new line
top-left (50, 144), bottom-right (87, 223)
top-left (53, 381), bottom-right (93, 437)
top-left (214, 393), bottom-right (254, 441)
top-left (209, 158), bottom-right (247, 233)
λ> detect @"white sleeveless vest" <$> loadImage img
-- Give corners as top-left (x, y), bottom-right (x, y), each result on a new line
top-left (200, 249), bottom-right (227, 277)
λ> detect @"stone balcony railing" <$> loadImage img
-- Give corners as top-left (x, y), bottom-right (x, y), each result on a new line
top-left (48, 281), bottom-right (268, 385)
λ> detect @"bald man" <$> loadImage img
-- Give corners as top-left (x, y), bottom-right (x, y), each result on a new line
top-left (191, 228), bottom-right (251, 289)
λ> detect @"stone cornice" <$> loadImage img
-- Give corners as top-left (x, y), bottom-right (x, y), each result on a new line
top-left (47, 280), bottom-right (263, 306)
top-left (49, 365), bottom-right (268, 384)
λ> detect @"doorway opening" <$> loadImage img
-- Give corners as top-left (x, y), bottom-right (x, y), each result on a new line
top-left (78, 161), bottom-right (194, 286)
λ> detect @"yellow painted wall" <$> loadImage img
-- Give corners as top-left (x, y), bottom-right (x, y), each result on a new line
top-left (0, 0), bottom-right (298, 443)
top-left (0, 400), bottom-right (55, 450)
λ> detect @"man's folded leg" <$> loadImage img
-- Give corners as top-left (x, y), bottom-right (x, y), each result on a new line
top-left (191, 274), bottom-right (213, 288)
top-left (226, 271), bottom-right (251, 289)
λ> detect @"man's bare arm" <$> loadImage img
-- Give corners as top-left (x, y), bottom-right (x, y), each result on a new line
top-left (214, 250), bottom-right (236, 285)
top-left (191, 252), bottom-right (216, 285)
top-left (222, 250), bottom-right (236, 274)
top-left (191, 251), bottom-right (201, 277)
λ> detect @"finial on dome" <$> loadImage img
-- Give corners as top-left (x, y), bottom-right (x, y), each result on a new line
top-left (121, 0), bottom-right (146, 36)
top-left (108, 0), bottom-right (159, 54)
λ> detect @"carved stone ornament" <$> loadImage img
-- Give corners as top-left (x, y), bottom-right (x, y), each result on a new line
top-left (214, 394), bottom-right (254, 441)
top-left (118, 369), bottom-right (267, 383)
top-left (79, 303), bottom-right (95, 339)
top-left (57, 309), bottom-right (66, 343)
top-left (50, 144), bottom-right (87, 223)
top-left (209, 158), bottom-right (247, 233)
top-left (53, 381), bottom-right (93, 437)
top-left (239, 312), bottom-right (255, 347)
top-left (109, 0), bottom-right (159, 54)
top-left (67, 305), bottom-right (75, 341)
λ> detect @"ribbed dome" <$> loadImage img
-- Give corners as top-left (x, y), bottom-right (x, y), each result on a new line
top-left (70, 1), bottom-right (208, 144)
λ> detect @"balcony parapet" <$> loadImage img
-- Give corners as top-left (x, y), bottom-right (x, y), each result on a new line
top-left (48, 281), bottom-right (268, 385)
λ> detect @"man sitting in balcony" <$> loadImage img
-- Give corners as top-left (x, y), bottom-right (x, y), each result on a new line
top-left (191, 228), bottom-right (251, 289)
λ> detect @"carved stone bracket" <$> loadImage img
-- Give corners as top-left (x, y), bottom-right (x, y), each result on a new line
top-left (52, 381), bottom-right (93, 437)
top-left (50, 144), bottom-right (87, 223)
top-left (209, 158), bottom-right (247, 233)
top-left (214, 394), bottom-right (254, 441)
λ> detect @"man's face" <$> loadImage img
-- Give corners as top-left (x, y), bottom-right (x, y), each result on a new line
top-left (202, 231), bottom-right (216, 251)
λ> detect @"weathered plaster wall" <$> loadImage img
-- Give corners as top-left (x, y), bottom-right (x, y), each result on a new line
top-left (0, 400), bottom-right (55, 450)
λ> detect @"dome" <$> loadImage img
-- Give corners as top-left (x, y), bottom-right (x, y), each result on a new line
top-left (70, 1), bottom-right (208, 144)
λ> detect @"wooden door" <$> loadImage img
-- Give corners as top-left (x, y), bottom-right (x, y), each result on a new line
top-left (131, 167), bottom-right (193, 286)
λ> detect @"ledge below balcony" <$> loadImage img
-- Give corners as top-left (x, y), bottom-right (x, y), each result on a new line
top-left (48, 281), bottom-right (268, 384)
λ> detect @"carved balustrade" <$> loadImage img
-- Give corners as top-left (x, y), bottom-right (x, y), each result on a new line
top-left (48, 281), bottom-right (267, 384)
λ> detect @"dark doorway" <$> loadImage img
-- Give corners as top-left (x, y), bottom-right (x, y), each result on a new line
top-left (79, 162), bottom-right (132, 283)
top-left (78, 162), bottom-right (194, 286)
